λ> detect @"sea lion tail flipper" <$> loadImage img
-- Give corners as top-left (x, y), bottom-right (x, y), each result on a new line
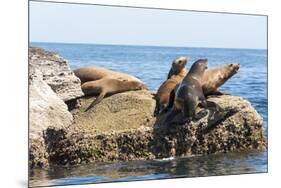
top-left (85, 91), bottom-right (106, 112)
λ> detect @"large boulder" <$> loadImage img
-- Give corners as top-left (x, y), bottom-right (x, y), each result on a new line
top-left (29, 65), bottom-right (74, 168)
top-left (29, 47), bottom-right (84, 101)
top-left (29, 65), bottom-right (73, 139)
top-left (71, 90), bottom-right (156, 134)
top-left (40, 93), bottom-right (266, 166)
top-left (151, 95), bottom-right (266, 158)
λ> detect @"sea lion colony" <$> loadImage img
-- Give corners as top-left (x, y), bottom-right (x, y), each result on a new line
top-left (74, 57), bottom-right (239, 123)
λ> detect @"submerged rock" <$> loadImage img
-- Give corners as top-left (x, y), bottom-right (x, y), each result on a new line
top-left (29, 47), bottom-right (84, 101)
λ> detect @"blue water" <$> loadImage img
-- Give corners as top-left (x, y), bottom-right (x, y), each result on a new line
top-left (29, 42), bottom-right (267, 187)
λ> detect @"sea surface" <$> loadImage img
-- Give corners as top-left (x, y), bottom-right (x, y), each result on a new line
top-left (29, 42), bottom-right (268, 187)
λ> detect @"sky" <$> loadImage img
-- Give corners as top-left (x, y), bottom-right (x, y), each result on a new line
top-left (29, 1), bottom-right (267, 49)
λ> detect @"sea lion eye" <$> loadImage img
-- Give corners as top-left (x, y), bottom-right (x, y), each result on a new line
top-left (230, 64), bottom-right (233, 67)
top-left (178, 60), bottom-right (182, 64)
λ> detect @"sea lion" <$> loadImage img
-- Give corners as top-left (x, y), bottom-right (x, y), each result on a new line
top-left (74, 67), bottom-right (142, 83)
top-left (155, 57), bottom-right (189, 114)
top-left (155, 78), bottom-right (180, 115)
top-left (165, 59), bottom-right (208, 124)
top-left (167, 57), bottom-right (189, 79)
top-left (157, 63), bottom-right (240, 115)
top-left (201, 63), bottom-right (240, 95)
top-left (82, 78), bottom-right (146, 112)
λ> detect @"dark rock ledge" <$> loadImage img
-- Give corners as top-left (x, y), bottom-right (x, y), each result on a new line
top-left (29, 47), bottom-right (266, 169)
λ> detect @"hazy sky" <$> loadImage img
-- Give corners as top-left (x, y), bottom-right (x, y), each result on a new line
top-left (30, 1), bottom-right (267, 49)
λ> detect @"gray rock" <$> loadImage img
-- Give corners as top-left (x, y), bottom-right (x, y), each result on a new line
top-left (29, 47), bottom-right (84, 101)
top-left (29, 65), bottom-right (73, 139)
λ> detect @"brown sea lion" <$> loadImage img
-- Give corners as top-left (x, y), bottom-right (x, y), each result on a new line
top-left (158, 63), bottom-right (240, 115)
top-left (167, 57), bottom-right (189, 79)
top-left (82, 78), bottom-right (146, 112)
top-left (155, 57), bottom-right (189, 114)
top-left (201, 63), bottom-right (240, 95)
top-left (73, 67), bottom-right (142, 83)
top-left (165, 59), bottom-right (208, 124)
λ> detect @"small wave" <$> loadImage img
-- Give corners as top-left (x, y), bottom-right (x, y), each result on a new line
top-left (155, 157), bottom-right (175, 161)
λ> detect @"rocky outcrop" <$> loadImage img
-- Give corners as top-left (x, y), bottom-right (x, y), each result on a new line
top-left (71, 90), bottom-right (156, 134)
top-left (42, 93), bottom-right (266, 166)
top-left (29, 65), bottom-right (73, 139)
top-left (151, 95), bottom-right (266, 158)
top-left (29, 47), bottom-right (82, 168)
top-left (29, 47), bottom-right (84, 101)
top-left (28, 47), bottom-right (266, 169)
top-left (29, 65), bottom-right (74, 168)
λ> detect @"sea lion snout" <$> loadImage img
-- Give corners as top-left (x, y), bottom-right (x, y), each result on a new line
top-left (229, 63), bottom-right (240, 73)
top-left (200, 59), bottom-right (208, 69)
top-left (176, 56), bottom-right (189, 63)
top-left (137, 82), bottom-right (148, 90)
top-left (172, 57), bottom-right (189, 68)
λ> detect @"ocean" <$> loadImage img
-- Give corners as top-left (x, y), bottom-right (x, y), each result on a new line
top-left (29, 42), bottom-right (268, 187)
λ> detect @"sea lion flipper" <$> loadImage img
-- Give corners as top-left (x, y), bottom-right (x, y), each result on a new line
top-left (208, 90), bottom-right (230, 96)
top-left (194, 109), bottom-right (209, 120)
top-left (165, 109), bottom-right (180, 125)
top-left (167, 89), bottom-right (176, 109)
top-left (85, 91), bottom-right (106, 112)
top-left (206, 101), bottom-right (223, 112)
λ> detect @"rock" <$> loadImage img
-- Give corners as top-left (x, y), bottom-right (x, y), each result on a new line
top-left (28, 47), bottom-right (266, 168)
top-left (29, 138), bottom-right (49, 169)
top-left (29, 65), bottom-right (73, 139)
top-left (39, 93), bottom-right (266, 166)
top-left (151, 95), bottom-right (266, 158)
top-left (29, 64), bottom-right (74, 168)
top-left (29, 47), bottom-right (84, 101)
top-left (71, 90), bottom-right (156, 134)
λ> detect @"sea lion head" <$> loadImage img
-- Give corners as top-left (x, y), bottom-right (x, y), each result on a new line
top-left (224, 63), bottom-right (240, 78)
top-left (172, 57), bottom-right (189, 74)
top-left (129, 80), bottom-right (148, 90)
top-left (189, 59), bottom-right (208, 77)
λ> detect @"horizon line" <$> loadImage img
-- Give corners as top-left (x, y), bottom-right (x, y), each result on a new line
top-left (30, 41), bottom-right (267, 51)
